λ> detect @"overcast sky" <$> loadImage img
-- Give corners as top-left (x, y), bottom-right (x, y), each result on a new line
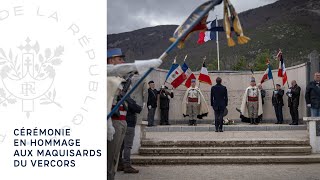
top-left (107, 0), bottom-right (277, 34)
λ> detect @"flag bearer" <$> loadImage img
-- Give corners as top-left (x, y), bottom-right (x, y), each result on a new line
top-left (240, 77), bottom-right (263, 125)
top-left (182, 79), bottom-right (209, 126)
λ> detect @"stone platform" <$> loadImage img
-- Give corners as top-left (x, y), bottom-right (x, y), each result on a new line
top-left (150, 119), bottom-right (304, 125)
top-left (145, 123), bottom-right (307, 132)
top-left (142, 130), bottom-right (308, 141)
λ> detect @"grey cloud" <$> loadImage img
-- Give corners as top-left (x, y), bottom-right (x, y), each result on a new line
top-left (107, 0), bottom-right (277, 34)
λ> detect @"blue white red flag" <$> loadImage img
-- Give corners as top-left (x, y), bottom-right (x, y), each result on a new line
top-left (277, 50), bottom-right (288, 85)
top-left (165, 60), bottom-right (187, 88)
top-left (197, 19), bottom-right (217, 44)
top-left (261, 64), bottom-right (273, 84)
top-left (198, 61), bottom-right (212, 85)
top-left (181, 62), bottom-right (196, 88)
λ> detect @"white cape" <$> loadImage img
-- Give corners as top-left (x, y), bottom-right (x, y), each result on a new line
top-left (240, 86), bottom-right (263, 117)
top-left (182, 86), bottom-right (209, 117)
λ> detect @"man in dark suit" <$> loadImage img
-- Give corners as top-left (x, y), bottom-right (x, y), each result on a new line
top-left (147, 81), bottom-right (159, 126)
top-left (159, 85), bottom-right (174, 125)
top-left (210, 77), bottom-right (228, 132)
top-left (286, 80), bottom-right (301, 125)
top-left (305, 72), bottom-right (320, 117)
top-left (272, 84), bottom-right (284, 124)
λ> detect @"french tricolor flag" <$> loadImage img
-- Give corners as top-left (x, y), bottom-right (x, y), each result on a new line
top-left (165, 60), bottom-right (187, 88)
top-left (197, 19), bottom-right (217, 44)
top-left (277, 50), bottom-right (288, 85)
top-left (198, 61), bottom-right (212, 85)
top-left (260, 63), bottom-right (273, 83)
top-left (181, 62), bottom-right (196, 88)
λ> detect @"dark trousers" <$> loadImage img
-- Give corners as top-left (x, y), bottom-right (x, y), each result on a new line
top-left (160, 108), bottom-right (169, 124)
top-left (119, 127), bottom-right (135, 166)
top-left (214, 108), bottom-right (224, 130)
top-left (311, 108), bottom-right (320, 117)
top-left (274, 105), bottom-right (283, 123)
top-left (107, 120), bottom-right (127, 180)
top-left (257, 114), bottom-right (262, 123)
top-left (289, 105), bottom-right (299, 124)
top-left (147, 107), bottom-right (156, 126)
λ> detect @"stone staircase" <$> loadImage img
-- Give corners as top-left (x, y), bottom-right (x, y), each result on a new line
top-left (131, 129), bottom-right (320, 164)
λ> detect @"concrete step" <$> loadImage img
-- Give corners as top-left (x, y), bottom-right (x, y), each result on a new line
top-left (131, 154), bottom-right (320, 165)
top-left (141, 140), bottom-right (310, 147)
top-left (150, 119), bottom-right (305, 125)
top-left (145, 124), bottom-right (307, 132)
top-left (139, 146), bottom-right (312, 156)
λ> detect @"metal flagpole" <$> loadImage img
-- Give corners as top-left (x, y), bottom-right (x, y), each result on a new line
top-left (216, 15), bottom-right (220, 71)
top-left (184, 54), bottom-right (188, 62)
top-left (272, 78), bottom-right (276, 90)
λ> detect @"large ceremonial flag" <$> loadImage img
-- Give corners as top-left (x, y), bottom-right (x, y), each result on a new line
top-left (277, 50), bottom-right (288, 85)
top-left (197, 19), bottom-right (217, 44)
top-left (165, 59), bottom-right (187, 88)
top-left (181, 62), bottom-right (196, 88)
top-left (198, 61), bottom-right (212, 85)
top-left (260, 63), bottom-right (273, 83)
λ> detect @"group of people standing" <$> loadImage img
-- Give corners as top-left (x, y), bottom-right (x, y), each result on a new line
top-left (146, 77), bottom-right (228, 132)
top-left (271, 80), bottom-right (301, 125)
top-left (107, 48), bottom-right (162, 179)
top-left (146, 78), bottom-right (213, 128)
top-left (240, 78), bottom-right (301, 125)
top-left (146, 81), bottom-right (174, 126)
top-left (239, 72), bottom-right (320, 125)
top-left (146, 72), bottom-right (320, 129)
top-left (107, 48), bottom-right (141, 178)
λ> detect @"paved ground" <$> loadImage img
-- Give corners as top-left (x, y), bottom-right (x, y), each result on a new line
top-left (116, 164), bottom-right (320, 180)
top-left (145, 130), bottom-right (308, 141)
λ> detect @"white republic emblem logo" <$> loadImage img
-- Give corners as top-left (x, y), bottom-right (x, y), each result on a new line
top-left (0, 37), bottom-right (64, 118)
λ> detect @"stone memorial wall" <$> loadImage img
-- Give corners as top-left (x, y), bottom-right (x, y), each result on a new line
top-left (140, 63), bottom-right (308, 122)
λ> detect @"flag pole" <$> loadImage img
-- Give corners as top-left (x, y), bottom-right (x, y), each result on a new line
top-left (286, 80), bottom-right (290, 89)
top-left (271, 63), bottom-right (276, 90)
top-left (272, 78), bottom-right (276, 90)
top-left (107, 0), bottom-right (223, 120)
top-left (216, 15), bottom-right (220, 71)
